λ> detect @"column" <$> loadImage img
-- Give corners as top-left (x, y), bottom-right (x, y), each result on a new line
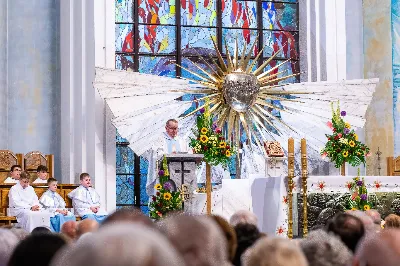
top-left (0, 0), bottom-right (7, 148)
top-left (392, 0), bottom-right (400, 157)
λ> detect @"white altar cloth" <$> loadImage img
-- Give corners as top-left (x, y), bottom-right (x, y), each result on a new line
top-left (222, 175), bottom-right (400, 237)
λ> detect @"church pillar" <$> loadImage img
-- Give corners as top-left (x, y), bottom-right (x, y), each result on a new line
top-left (60, 0), bottom-right (116, 212)
top-left (0, 0), bottom-right (7, 149)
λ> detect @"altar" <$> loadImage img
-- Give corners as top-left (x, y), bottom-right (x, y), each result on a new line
top-left (221, 175), bottom-right (400, 237)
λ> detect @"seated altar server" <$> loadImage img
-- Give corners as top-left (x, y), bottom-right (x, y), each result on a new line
top-left (68, 173), bottom-right (107, 223)
top-left (8, 172), bottom-right (52, 232)
top-left (3, 164), bottom-right (22, 183)
top-left (39, 178), bottom-right (76, 232)
top-left (32, 165), bottom-right (48, 184)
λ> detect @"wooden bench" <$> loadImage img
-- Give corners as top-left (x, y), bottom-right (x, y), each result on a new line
top-left (0, 184), bottom-right (80, 225)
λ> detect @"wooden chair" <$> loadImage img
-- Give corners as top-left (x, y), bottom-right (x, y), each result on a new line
top-left (387, 156), bottom-right (400, 176)
top-left (24, 151), bottom-right (54, 183)
top-left (0, 150), bottom-right (24, 183)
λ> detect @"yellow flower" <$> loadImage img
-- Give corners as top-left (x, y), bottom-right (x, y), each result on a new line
top-left (154, 184), bottom-right (162, 190)
top-left (343, 151), bottom-right (349, 157)
top-left (200, 135), bottom-right (209, 143)
top-left (349, 140), bottom-right (355, 147)
top-left (364, 205), bottom-right (370, 211)
top-left (164, 192), bottom-right (172, 200)
top-left (219, 142), bottom-right (226, 148)
top-left (351, 207), bottom-right (357, 211)
top-left (200, 127), bottom-right (208, 134)
top-left (354, 134), bottom-right (358, 141)
top-left (226, 150), bottom-right (231, 157)
top-left (345, 122), bottom-right (351, 129)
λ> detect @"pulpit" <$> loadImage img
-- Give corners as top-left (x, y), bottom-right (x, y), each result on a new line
top-left (165, 154), bottom-right (204, 212)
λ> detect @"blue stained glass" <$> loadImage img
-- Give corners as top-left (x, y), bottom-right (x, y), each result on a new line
top-left (222, 29), bottom-right (258, 57)
top-left (228, 156), bottom-right (237, 179)
top-left (116, 132), bottom-right (129, 143)
top-left (116, 174), bottom-right (134, 204)
top-left (116, 146), bottom-right (134, 174)
top-left (262, 59), bottom-right (299, 83)
top-left (115, 0), bottom-right (134, 23)
top-left (115, 24), bottom-right (133, 52)
top-left (222, 0), bottom-right (257, 28)
top-left (139, 25), bottom-right (176, 54)
top-left (181, 57), bottom-right (217, 80)
top-left (141, 205), bottom-right (150, 215)
top-left (181, 27), bottom-right (217, 56)
top-left (116, 55), bottom-right (135, 71)
top-left (139, 56), bottom-right (177, 77)
top-left (140, 174), bottom-right (149, 204)
top-left (263, 31), bottom-right (299, 59)
top-left (138, 0), bottom-right (175, 24)
top-left (262, 2), bottom-right (298, 31)
top-left (181, 0), bottom-right (217, 26)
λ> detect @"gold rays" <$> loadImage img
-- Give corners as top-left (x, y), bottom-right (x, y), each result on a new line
top-left (176, 36), bottom-right (306, 157)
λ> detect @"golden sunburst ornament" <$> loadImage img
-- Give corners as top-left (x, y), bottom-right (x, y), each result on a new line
top-left (176, 37), bottom-right (305, 156)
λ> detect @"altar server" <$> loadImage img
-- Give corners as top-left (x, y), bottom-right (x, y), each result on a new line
top-left (68, 173), bottom-right (107, 223)
top-left (3, 165), bottom-right (22, 183)
top-left (32, 165), bottom-right (48, 184)
top-left (39, 178), bottom-right (76, 232)
top-left (8, 172), bottom-right (52, 232)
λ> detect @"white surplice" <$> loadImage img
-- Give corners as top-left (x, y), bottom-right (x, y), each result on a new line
top-left (39, 190), bottom-right (73, 217)
top-left (3, 177), bottom-right (18, 184)
top-left (32, 178), bottom-right (47, 184)
top-left (67, 186), bottom-right (108, 217)
top-left (8, 183), bottom-right (51, 232)
top-left (144, 132), bottom-right (190, 195)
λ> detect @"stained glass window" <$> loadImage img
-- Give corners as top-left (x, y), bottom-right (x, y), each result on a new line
top-left (115, 0), bottom-right (299, 210)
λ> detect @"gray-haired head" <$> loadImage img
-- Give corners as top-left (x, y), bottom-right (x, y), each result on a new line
top-left (242, 237), bottom-right (308, 266)
top-left (158, 215), bottom-right (230, 266)
top-left (300, 229), bottom-right (352, 266)
top-left (8, 228), bottom-right (28, 241)
top-left (230, 210), bottom-right (258, 227)
top-left (0, 228), bottom-right (19, 266)
top-left (347, 210), bottom-right (375, 231)
top-left (50, 223), bottom-right (185, 266)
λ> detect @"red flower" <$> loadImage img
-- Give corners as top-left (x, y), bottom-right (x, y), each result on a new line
top-left (156, 192), bottom-right (160, 196)
top-left (152, 196), bottom-right (156, 201)
top-left (334, 136), bottom-right (339, 140)
top-left (204, 146), bottom-right (208, 150)
top-left (338, 133), bottom-right (342, 138)
top-left (216, 128), bottom-right (222, 134)
top-left (333, 128), bottom-right (336, 132)
top-left (362, 147), bottom-right (365, 150)
top-left (328, 138), bottom-right (331, 141)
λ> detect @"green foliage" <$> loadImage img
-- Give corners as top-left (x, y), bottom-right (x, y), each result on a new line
top-left (346, 175), bottom-right (372, 211)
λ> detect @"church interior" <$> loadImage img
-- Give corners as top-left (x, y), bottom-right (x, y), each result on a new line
top-left (0, 0), bottom-right (400, 265)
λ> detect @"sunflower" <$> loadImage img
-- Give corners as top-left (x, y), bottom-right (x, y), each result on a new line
top-left (354, 134), bottom-right (358, 141)
top-left (226, 150), bottom-right (231, 157)
top-left (200, 135), bottom-right (209, 143)
top-left (219, 142), bottom-right (226, 148)
top-left (200, 127), bottom-right (208, 134)
top-left (351, 207), bottom-right (357, 211)
top-left (349, 140), bottom-right (355, 147)
top-left (164, 192), bottom-right (172, 200)
top-left (364, 205), bottom-right (370, 211)
top-left (154, 184), bottom-right (162, 190)
top-left (343, 151), bottom-right (349, 157)
top-left (345, 122), bottom-right (351, 129)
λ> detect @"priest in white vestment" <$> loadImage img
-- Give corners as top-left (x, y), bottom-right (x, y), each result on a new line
top-left (8, 172), bottom-right (52, 232)
top-left (3, 165), bottom-right (22, 184)
top-left (32, 165), bottom-right (49, 184)
top-left (39, 178), bottom-right (76, 232)
top-left (68, 173), bottom-right (108, 223)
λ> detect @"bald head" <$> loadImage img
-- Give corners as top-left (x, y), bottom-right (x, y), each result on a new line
top-left (77, 219), bottom-right (99, 238)
top-left (61, 221), bottom-right (77, 241)
top-left (230, 210), bottom-right (258, 227)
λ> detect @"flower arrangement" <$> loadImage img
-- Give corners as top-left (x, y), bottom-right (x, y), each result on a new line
top-left (149, 156), bottom-right (182, 220)
top-left (347, 174), bottom-right (372, 211)
top-left (320, 102), bottom-right (370, 168)
top-left (189, 104), bottom-right (235, 168)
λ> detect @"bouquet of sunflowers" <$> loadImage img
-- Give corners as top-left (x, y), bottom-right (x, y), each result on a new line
top-left (149, 156), bottom-right (182, 220)
top-left (347, 174), bottom-right (372, 211)
top-left (320, 102), bottom-right (370, 168)
top-left (189, 105), bottom-right (235, 168)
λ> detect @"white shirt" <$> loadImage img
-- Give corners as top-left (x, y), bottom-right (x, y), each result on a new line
top-left (32, 178), bottom-right (47, 184)
top-left (8, 183), bottom-right (40, 216)
top-left (3, 177), bottom-right (18, 184)
top-left (39, 190), bottom-right (72, 217)
top-left (68, 186), bottom-right (107, 217)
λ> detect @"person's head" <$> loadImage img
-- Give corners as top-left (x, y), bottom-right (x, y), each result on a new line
top-left (8, 233), bottom-right (67, 266)
top-left (77, 219), bottom-right (99, 238)
top-left (230, 210), bottom-right (258, 227)
top-left (31, 226), bottom-right (52, 235)
top-left (79, 173), bottom-right (91, 188)
top-left (165, 119), bottom-right (178, 138)
top-left (51, 223), bottom-right (185, 266)
top-left (0, 228), bottom-right (19, 266)
top-left (242, 237), bottom-right (308, 266)
top-left (210, 215), bottom-right (237, 262)
top-left (348, 210), bottom-right (375, 232)
top-left (47, 178), bottom-right (58, 192)
top-left (8, 228), bottom-right (29, 241)
top-left (300, 229), bottom-right (352, 266)
top-left (18, 172), bottom-right (30, 189)
top-left (159, 215), bottom-right (230, 266)
top-left (326, 213), bottom-right (365, 252)
top-left (233, 223), bottom-right (262, 266)
top-left (10, 165), bottom-right (22, 179)
top-left (101, 208), bottom-right (155, 228)
top-left (353, 229), bottom-right (400, 266)
top-left (36, 165), bottom-right (48, 180)
top-left (384, 214), bottom-right (400, 228)
top-left (61, 221), bottom-right (77, 242)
